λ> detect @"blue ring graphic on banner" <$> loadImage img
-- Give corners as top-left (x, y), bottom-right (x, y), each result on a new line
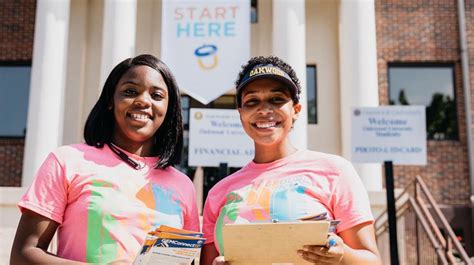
top-left (194, 44), bottom-right (218, 57)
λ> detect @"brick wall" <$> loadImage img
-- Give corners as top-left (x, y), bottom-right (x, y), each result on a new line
top-left (0, 0), bottom-right (35, 61)
top-left (0, 139), bottom-right (25, 187)
top-left (375, 0), bottom-right (471, 206)
top-left (0, 0), bottom-right (35, 186)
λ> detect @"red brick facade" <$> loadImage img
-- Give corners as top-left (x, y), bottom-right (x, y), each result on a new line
top-left (0, 0), bottom-right (35, 61)
top-left (375, 0), bottom-right (472, 206)
top-left (0, 138), bottom-right (24, 187)
top-left (0, 0), bottom-right (35, 186)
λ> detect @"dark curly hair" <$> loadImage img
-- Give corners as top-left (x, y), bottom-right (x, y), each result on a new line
top-left (84, 54), bottom-right (183, 169)
top-left (235, 55), bottom-right (301, 107)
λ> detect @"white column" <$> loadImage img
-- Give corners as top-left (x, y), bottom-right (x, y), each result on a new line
top-left (272, 0), bottom-right (308, 150)
top-left (339, 0), bottom-right (382, 191)
top-left (22, 0), bottom-right (71, 187)
top-left (100, 0), bottom-right (137, 87)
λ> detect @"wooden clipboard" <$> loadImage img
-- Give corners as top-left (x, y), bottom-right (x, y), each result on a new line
top-left (222, 221), bottom-right (330, 265)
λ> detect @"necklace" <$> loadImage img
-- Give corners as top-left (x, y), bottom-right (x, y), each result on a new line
top-left (107, 143), bottom-right (146, 170)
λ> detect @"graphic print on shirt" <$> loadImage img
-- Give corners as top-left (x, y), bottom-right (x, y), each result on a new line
top-left (150, 183), bottom-right (183, 227)
top-left (215, 175), bottom-right (331, 254)
top-left (86, 179), bottom-right (183, 263)
top-left (86, 179), bottom-right (119, 263)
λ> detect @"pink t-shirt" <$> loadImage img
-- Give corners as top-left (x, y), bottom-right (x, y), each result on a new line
top-left (19, 143), bottom-right (199, 263)
top-left (202, 150), bottom-right (374, 254)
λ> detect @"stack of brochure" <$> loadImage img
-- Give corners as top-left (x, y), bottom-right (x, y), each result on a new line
top-left (298, 212), bottom-right (340, 233)
top-left (133, 225), bottom-right (205, 265)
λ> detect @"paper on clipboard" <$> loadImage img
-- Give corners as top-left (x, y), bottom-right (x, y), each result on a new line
top-left (222, 220), bottom-right (330, 265)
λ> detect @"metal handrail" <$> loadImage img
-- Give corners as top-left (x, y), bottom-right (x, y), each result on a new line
top-left (415, 195), bottom-right (458, 264)
top-left (416, 196), bottom-right (446, 248)
top-left (408, 196), bottom-right (449, 265)
top-left (415, 176), bottom-right (472, 264)
top-left (374, 175), bottom-right (473, 265)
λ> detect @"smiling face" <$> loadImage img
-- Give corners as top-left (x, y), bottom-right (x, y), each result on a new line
top-left (111, 65), bottom-right (169, 151)
top-left (238, 79), bottom-right (301, 148)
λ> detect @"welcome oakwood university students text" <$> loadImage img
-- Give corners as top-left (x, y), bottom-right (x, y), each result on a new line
top-left (200, 56), bottom-right (382, 265)
top-left (10, 54), bottom-right (199, 264)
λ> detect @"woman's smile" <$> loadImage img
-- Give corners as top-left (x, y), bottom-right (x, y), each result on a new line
top-left (127, 111), bottom-right (153, 122)
top-left (252, 120), bottom-right (281, 129)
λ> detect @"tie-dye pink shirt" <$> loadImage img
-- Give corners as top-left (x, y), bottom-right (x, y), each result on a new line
top-left (19, 143), bottom-right (199, 263)
top-left (202, 150), bottom-right (374, 254)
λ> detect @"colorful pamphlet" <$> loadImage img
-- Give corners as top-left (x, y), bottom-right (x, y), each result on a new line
top-left (133, 225), bottom-right (205, 265)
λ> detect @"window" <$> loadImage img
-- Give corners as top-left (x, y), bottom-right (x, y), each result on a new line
top-left (307, 65), bottom-right (317, 124)
top-left (181, 96), bottom-right (190, 129)
top-left (0, 64), bottom-right (31, 137)
top-left (251, 0), bottom-right (258, 23)
top-left (388, 64), bottom-right (458, 140)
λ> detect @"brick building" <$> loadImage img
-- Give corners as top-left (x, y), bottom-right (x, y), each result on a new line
top-left (376, 0), bottom-right (474, 255)
top-left (0, 0), bottom-right (473, 261)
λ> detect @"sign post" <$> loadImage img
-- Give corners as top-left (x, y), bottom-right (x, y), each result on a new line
top-left (384, 160), bottom-right (399, 265)
top-left (351, 106), bottom-right (427, 265)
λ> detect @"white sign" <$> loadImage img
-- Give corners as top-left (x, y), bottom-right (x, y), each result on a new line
top-left (188, 108), bottom-right (254, 167)
top-left (351, 106), bottom-right (427, 165)
top-left (162, 0), bottom-right (250, 104)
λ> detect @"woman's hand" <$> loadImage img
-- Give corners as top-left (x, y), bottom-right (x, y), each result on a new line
top-left (212, 256), bottom-right (229, 265)
top-left (297, 233), bottom-right (344, 264)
